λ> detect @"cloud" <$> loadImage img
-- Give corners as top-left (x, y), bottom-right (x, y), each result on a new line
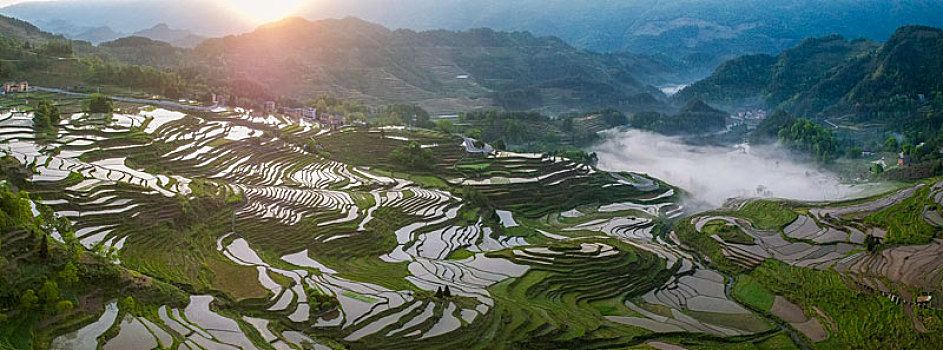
top-left (592, 129), bottom-right (875, 209)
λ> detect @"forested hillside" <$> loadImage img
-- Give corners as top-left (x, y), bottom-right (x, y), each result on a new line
top-left (193, 17), bottom-right (673, 114)
top-left (678, 26), bottom-right (943, 133)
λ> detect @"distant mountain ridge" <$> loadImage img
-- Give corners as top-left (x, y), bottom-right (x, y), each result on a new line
top-left (192, 17), bottom-right (676, 114)
top-left (678, 25), bottom-right (943, 128)
top-left (5, 0), bottom-right (943, 80)
top-left (132, 24), bottom-right (205, 48)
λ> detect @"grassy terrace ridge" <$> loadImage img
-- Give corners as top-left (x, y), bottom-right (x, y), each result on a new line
top-left (863, 185), bottom-right (940, 245)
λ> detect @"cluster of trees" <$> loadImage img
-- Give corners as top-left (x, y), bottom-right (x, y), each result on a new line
top-left (390, 141), bottom-right (436, 171)
top-left (32, 99), bottom-right (61, 137)
top-left (38, 39), bottom-right (72, 57)
top-left (376, 104), bottom-right (431, 128)
top-left (310, 95), bottom-right (368, 120)
top-left (18, 274), bottom-right (75, 314)
top-left (777, 119), bottom-right (838, 162)
top-left (85, 94), bottom-right (114, 114)
top-left (459, 110), bottom-right (550, 147)
top-left (0, 180), bottom-right (81, 321)
top-left (751, 109), bottom-right (796, 143)
top-left (82, 58), bottom-right (195, 98)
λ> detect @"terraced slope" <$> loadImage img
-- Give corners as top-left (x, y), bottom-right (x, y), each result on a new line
top-left (0, 96), bottom-right (796, 349)
top-left (677, 185), bottom-right (943, 348)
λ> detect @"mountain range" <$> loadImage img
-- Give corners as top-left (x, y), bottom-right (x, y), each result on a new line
top-left (4, 0), bottom-right (943, 79)
top-left (191, 17), bottom-right (675, 114)
top-left (0, 14), bottom-right (679, 115)
top-left (678, 25), bottom-right (943, 129)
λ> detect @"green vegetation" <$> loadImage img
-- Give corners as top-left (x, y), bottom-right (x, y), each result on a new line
top-left (0, 177), bottom-right (186, 349)
top-left (84, 94), bottom-right (114, 114)
top-left (778, 119), bottom-right (838, 162)
top-left (702, 220), bottom-right (755, 245)
top-left (731, 275), bottom-right (775, 311)
top-left (750, 260), bottom-right (943, 349)
top-left (737, 201), bottom-right (799, 231)
top-left (390, 141), bottom-right (436, 171)
top-left (31, 100), bottom-right (61, 137)
top-left (681, 26), bottom-right (943, 162)
top-left (376, 104), bottom-right (431, 127)
top-left (751, 109), bottom-right (795, 143)
top-left (864, 186), bottom-right (940, 245)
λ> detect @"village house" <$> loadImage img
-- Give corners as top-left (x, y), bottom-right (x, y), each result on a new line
top-left (302, 107), bottom-right (317, 119)
top-left (282, 107), bottom-right (303, 119)
top-left (318, 112), bottom-right (346, 126)
top-left (263, 101), bottom-right (276, 112)
top-left (212, 93), bottom-right (227, 106)
top-left (897, 152), bottom-right (912, 166)
top-left (2, 81), bottom-right (28, 93)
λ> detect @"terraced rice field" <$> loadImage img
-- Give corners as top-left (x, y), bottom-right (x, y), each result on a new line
top-left (682, 183), bottom-right (943, 344)
top-left (1, 101), bottom-right (801, 349)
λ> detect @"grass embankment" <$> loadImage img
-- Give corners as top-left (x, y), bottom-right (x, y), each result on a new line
top-left (736, 201), bottom-right (798, 231)
top-left (864, 186), bottom-right (940, 245)
top-left (702, 220), bottom-right (755, 245)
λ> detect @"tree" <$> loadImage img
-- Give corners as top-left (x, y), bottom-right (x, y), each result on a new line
top-left (435, 120), bottom-right (455, 134)
top-left (20, 289), bottom-right (38, 309)
top-left (120, 296), bottom-right (135, 311)
top-left (38, 280), bottom-right (60, 305)
top-left (778, 119), bottom-right (837, 162)
top-left (59, 262), bottom-right (79, 285)
top-left (33, 99), bottom-right (61, 136)
top-left (86, 94), bottom-right (114, 114)
top-left (390, 141), bottom-right (435, 171)
top-left (379, 104), bottom-right (431, 128)
top-left (884, 137), bottom-right (899, 153)
top-left (55, 300), bottom-right (74, 313)
top-left (443, 286), bottom-right (452, 298)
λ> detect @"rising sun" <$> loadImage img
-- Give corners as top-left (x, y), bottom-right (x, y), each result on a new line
top-left (222, 0), bottom-right (309, 24)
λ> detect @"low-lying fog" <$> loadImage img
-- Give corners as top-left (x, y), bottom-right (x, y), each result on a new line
top-left (593, 129), bottom-right (880, 210)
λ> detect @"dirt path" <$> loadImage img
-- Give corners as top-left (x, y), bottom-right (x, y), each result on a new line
top-left (903, 304), bottom-right (929, 333)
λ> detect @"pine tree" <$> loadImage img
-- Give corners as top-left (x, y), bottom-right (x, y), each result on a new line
top-left (434, 287), bottom-right (443, 298)
top-left (444, 286), bottom-right (452, 298)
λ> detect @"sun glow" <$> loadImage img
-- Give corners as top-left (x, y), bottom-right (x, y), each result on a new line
top-left (221, 0), bottom-right (309, 24)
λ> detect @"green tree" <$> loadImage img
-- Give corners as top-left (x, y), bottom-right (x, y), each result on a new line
top-left (435, 120), bottom-right (455, 134)
top-left (778, 119), bottom-right (838, 162)
top-left (120, 296), bottom-right (136, 312)
top-left (20, 289), bottom-right (38, 309)
top-left (390, 141), bottom-right (435, 171)
top-left (86, 94), bottom-right (114, 114)
top-left (884, 137), bottom-right (900, 153)
top-left (59, 262), bottom-right (79, 285)
top-left (38, 280), bottom-right (60, 305)
top-left (55, 300), bottom-right (74, 313)
top-left (33, 99), bottom-right (61, 136)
